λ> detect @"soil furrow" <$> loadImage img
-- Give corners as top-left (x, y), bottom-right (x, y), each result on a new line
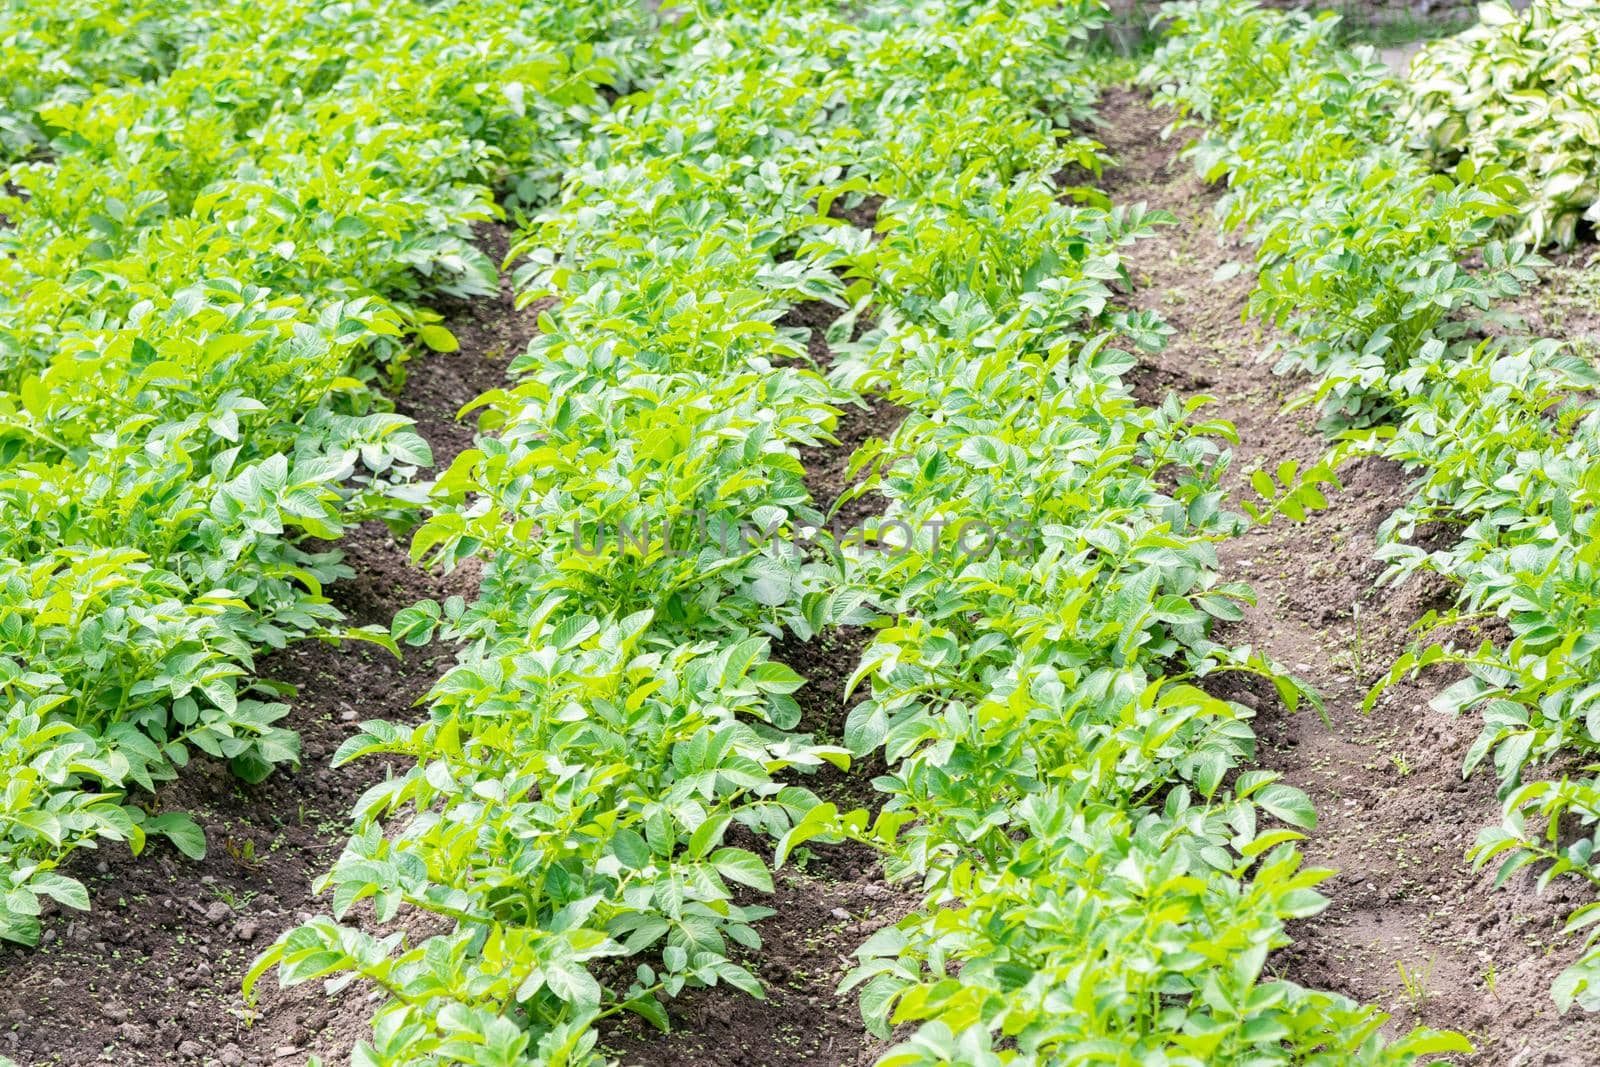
top-left (1097, 85), bottom-right (1600, 1064)
top-left (0, 227), bottom-right (535, 1067)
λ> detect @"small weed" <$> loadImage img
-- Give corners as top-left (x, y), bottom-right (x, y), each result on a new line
top-left (209, 883), bottom-right (257, 911)
top-left (224, 836), bottom-right (261, 871)
top-left (1334, 601), bottom-right (1369, 678)
top-left (1395, 958), bottom-right (1434, 1012)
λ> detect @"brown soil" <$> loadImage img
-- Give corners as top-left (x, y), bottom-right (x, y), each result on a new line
top-left (0, 226), bottom-right (534, 1067)
top-left (1500, 248), bottom-right (1600, 357)
top-left (601, 572), bottom-right (906, 1067)
top-left (780, 297), bottom-right (905, 538)
top-left (1097, 84), bottom-right (1600, 1064)
top-left (599, 839), bottom-right (907, 1067)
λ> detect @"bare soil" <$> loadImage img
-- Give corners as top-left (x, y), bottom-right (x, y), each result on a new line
top-left (0, 227), bottom-right (535, 1067)
top-left (1501, 249), bottom-right (1600, 355)
top-left (1097, 84), bottom-right (1600, 1064)
top-left (598, 791), bottom-right (908, 1067)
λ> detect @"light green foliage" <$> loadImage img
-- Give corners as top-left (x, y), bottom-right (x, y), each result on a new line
top-left (1146, 0), bottom-right (1600, 1018)
top-left (1405, 0), bottom-right (1600, 248)
top-left (252, 0), bottom-right (1467, 1064)
top-left (0, 0), bottom-right (202, 157)
top-left (801, 7), bottom-right (1452, 1060)
top-left (1143, 0), bottom-right (1541, 430)
top-left (0, 0), bottom-right (649, 944)
top-left (251, 4), bottom-right (897, 1062)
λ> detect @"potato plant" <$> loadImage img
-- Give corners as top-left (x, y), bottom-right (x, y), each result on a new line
top-left (29, 0), bottom-right (1596, 1058)
top-left (784, 8), bottom-right (1456, 1061)
top-left (0, 0), bottom-right (206, 159)
top-left (1143, 0), bottom-right (1541, 430)
top-left (1145, 0), bottom-right (1600, 1018)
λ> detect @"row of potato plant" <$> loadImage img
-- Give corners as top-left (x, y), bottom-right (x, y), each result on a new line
top-left (1143, 0), bottom-right (1600, 1015)
top-left (782, 4), bottom-right (1461, 1063)
top-left (0, 0), bottom-right (650, 947)
top-left (251, 2), bottom-right (890, 1062)
top-left (254, 0), bottom-right (1466, 1063)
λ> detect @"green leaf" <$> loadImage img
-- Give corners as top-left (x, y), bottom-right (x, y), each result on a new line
top-left (612, 829), bottom-right (651, 871)
top-left (391, 600), bottom-right (441, 646)
top-left (418, 324), bottom-right (460, 353)
top-left (1250, 468), bottom-right (1276, 502)
top-left (30, 873), bottom-right (90, 912)
top-left (148, 812), bottom-right (207, 860)
top-left (1255, 783), bottom-right (1317, 830)
top-left (710, 848), bottom-right (773, 893)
